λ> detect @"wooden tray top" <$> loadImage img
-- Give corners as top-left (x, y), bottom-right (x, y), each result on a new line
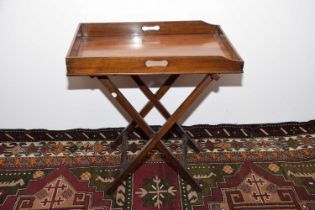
top-left (66, 21), bottom-right (244, 75)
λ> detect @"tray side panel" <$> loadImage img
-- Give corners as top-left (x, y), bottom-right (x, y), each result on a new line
top-left (66, 57), bottom-right (243, 75)
top-left (66, 24), bottom-right (83, 57)
top-left (216, 26), bottom-right (243, 61)
top-left (80, 21), bottom-right (218, 37)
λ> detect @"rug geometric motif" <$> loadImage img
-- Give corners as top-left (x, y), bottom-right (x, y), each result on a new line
top-left (1, 166), bottom-right (113, 210)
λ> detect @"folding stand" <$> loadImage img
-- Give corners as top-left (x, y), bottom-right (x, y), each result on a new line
top-left (99, 74), bottom-right (219, 193)
top-left (65, 20), bottom-right (243, 194)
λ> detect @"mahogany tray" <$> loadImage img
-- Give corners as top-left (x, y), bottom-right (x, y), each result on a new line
top-left (66, 21), bottom-right (244, 75)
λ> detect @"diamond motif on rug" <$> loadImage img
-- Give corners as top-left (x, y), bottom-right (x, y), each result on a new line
top-left (202, 161), bottom-right (315, 210)
top-left (133, 162), bottom-right (182, 210)
top-left (1, 167), bottom-right (113, 210)
top-left (135, 175), bottom-right (177, 209)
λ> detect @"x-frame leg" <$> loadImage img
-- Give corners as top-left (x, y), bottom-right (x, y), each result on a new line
top-left (111, 75), bottom-right (200, 153)
top-left (131, 75), bottom-right (200, 153)
top-left (98, 74), bottom-right (218, 194)
top-left (110, 75), bottom-right (179, 149)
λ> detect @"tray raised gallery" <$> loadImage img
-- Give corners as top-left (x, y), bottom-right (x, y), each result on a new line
top-left (66, 20), bottom-right (244, 75)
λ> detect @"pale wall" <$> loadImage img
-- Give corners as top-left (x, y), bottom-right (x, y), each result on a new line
top-left (0, 0), bottom-right (314, 129)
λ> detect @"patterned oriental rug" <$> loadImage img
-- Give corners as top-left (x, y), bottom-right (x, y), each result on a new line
top-left (0, 121), bottom-right (315, 210)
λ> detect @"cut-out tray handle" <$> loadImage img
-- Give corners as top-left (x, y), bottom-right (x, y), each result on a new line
top-left (145, 60), bottom-right (168, 67)
top-left (142, 25), bottom-right (160, 31)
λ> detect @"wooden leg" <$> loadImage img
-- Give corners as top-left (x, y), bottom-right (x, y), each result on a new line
top-left (99, 76), bottom-right (155, 137)
top-left (120, 130), bottom-right (128, 171)
top-left (105, 74), bottom-right (215, 194)
top-left (182, 134), bottom-right (188, 167)
top-left (155, 140), bottom-right (199, 189)
top-left (131, 75), bottom-right (200, 153)
top-left (110, 75), bottom-right (179, 149)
